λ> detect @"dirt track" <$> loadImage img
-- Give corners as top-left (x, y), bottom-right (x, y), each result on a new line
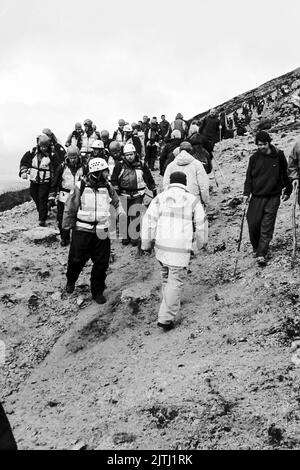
top-left (1, 130), bottom-right (300, 450)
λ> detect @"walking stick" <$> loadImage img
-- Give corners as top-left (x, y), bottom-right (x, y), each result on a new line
top-left (214, 153), bottom-right (230, 190)
top-left (233, 200), bottom-right (248, 276)
top-left (291, 186), bottom-right (298, 269)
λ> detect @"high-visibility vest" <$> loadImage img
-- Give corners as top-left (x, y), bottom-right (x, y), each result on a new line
top-left (119, 166), bottom-right (146, 198)
top-left (76, 185), bottom-right (111, 231)
top-left (58, 166), bottom-right (83, 203)
top-left (81, 132), bottom-right (98, 154)
top-left (29, 154), bottom-right (51, 183)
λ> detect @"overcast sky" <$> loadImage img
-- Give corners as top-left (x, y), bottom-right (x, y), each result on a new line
top-left (0, 0), bottom-right (299, 177)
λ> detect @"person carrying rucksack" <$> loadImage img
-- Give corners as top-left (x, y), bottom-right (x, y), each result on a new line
top-left (19, 134), bottom-right (59, 226)
top-left (48, 146), bottom-right (84, 246)
top-left (62, 158), bottom-right (119, 304)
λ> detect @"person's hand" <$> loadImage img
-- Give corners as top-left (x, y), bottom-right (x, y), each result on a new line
top-left (293, 180), bottom-right (299, 191)
top-left (21, 172), bottom-right (28, 180)
top-left (47, 197), bottom-right (56, 209)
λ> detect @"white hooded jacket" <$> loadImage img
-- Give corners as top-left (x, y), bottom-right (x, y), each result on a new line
top-left (163, 150), bottom-right (209, 205)
top-left (141, 183), bottom-right (208, 267)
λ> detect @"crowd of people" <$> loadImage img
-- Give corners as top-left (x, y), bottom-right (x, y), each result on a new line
top-left (18, 111), bottom-right (300, 325)
top-left (0, 99), bottom-right (294, 449)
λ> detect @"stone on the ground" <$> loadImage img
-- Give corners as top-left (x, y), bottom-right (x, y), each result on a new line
top-left (121, 283), bottom-right (152, 302)
top-left (24, 227), bottom-right (59, 244)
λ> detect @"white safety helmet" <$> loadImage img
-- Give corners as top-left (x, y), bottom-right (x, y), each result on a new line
top-left (88, 158), bottom-right (109, 173)
top-left (123, 143), bottom-right (136, 154)
top-left (123, 124), bottom-right (133, 132)
top-left (91, 140), bottom-right (104, 149)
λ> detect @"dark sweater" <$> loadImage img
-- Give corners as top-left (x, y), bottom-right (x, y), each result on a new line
top-left (244, 145), bottom-right (292, 197)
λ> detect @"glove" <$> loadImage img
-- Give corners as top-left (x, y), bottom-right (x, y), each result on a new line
top-left (152, 189), bottom-right (157, 198)
top-left (21, 172), bottom-right (28, 180)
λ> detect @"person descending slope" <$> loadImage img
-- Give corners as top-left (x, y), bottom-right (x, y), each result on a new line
top-left (48, 146), bottom-right (84, 246)
top-left (65, 122), bottom-right (84, 149)
top-left (62, 158), bottom-right (119, 304)
top-left (111, 143), bottom-right (157, 246)
top-left (80, 119), bottom-right (100, 165)
top-left (243, 131), bottom-right (292, 266)
top-left (19, 134), bottom-right (59, 226)
top-left (141, 171), bottom-right (208, 331)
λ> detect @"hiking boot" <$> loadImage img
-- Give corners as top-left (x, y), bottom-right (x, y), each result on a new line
top-left (60, 239), bottom-right (70, 247)
top-left (157, 321), bottom-right (174, 331)
top-left (256, 256), bottom-right (266, 267)
top-left (65, 282), bottom-right (75, 293)
top-left (131, 239), bottom-right (139, 247)
top-left (93, 292), bottom-right (107, 304)
top-left (39, 220), bottom-right (46, 227)
top-left (122, 238), bottom-right (130, 246)
top-left (252, 251), bottom-right (257, 258)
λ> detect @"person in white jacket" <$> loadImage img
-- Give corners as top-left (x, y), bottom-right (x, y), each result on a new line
top-left (163, 142), bottom-right (209, 206)
top-left (141, 171), bottom-right (208, 331)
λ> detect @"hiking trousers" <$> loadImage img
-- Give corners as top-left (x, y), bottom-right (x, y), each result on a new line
top-left (30, 182), bottom-right (50, 222)
top-left (158, 263), bottom-right (186, 324)
top-left (66, 230), bottom-right (110, 296)
top-left (120, 195), bottom-right (145, 242)
top-left (146, 146), bottom-right (157, 170)
top-left (246, 195), bottom-right (280, 257)
top-left (57, 201), bottom-right (70, 243)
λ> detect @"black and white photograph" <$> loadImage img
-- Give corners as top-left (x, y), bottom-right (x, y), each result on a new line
top-left (1, 0), bottom-right (300, 454)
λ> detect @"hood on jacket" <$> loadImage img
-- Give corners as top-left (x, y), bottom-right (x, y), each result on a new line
top-left (160, 184), bottom-right (189, 209)
top-left (174, 150), bottom-right (194, 166)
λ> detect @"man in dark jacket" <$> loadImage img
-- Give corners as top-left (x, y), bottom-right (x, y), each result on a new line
top-left (243, 131), bottom-right (292, 266)
top-left (198, 108), bottom-right (220, 155)
top-left (42, 128), bottom-right (66, 164)
top-left (159, 130), bottom-right (182, 175)
top-left (0, 402), bottom-right (17, 450)
top-left (19, 134), bottom-right (59, 226)
top-left (145, 120), bottom-right (161, 170)
top-left (49, 146), bottom-right (84, 246)
top-left (188, 132), bottom-right (213, 174)
top-left (159, 115), bottom-right (170, 140)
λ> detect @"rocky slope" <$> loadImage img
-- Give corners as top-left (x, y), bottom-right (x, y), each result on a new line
top-left (1, 70), bottom-right (300, 450)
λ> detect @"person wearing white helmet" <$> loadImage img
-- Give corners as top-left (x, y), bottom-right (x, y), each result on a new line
top-left (111, 143), bottom-right (156, 246)
top-left (19, 134), bottom-right (60, 226)
top-left (48, 145), bottom-right (84, 246)
top-left (123, 124), bottom-right (142, 155)
top-left (62, 157), bottom-right (119, 304)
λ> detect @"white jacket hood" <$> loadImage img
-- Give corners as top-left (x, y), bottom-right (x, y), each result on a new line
top-left (174, 150), bottom-right (194, 166)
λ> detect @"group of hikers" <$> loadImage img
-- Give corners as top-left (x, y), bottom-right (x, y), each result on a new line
top-left (0, 102), bottom-right (294, 450)
top-left (18, 112), bottom-right (300, 323)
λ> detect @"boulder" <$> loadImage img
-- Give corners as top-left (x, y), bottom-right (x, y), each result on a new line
top-left (121, 283), bottom-right (153, 302)
top-left (24, 227), bottom-right (59, 244)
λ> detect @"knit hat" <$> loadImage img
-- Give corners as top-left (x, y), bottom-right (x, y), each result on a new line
top-left (255, 130), bottom-right (272, 144)
top-left (170, 171), bottom-right (187, 186)
top-left (180, 141), bottom-right (193, 153)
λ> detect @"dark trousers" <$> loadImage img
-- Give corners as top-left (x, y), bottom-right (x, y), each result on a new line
top-left (0, 403), bottom-right (17, 450)
top-left (66, 230), bottom-right (110, 296)
top-left (247, 195), bottom-right (280, 257)
top-left (146, 146), bottom-right (157, 170)
top-left (120, 195), bottom-right (145, 241)
top-left (30, 182), bottom-right (50, 222)
top-left (57, 201), bottom-right (70, 243)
